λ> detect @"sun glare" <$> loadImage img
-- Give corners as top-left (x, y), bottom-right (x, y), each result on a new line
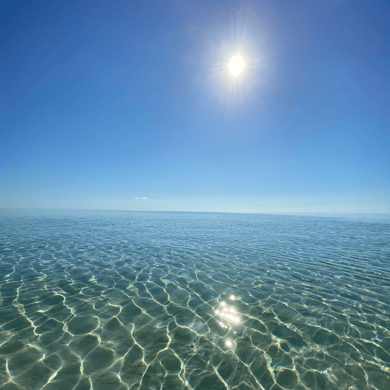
top-left (228, 55), bottom-right (245, 76)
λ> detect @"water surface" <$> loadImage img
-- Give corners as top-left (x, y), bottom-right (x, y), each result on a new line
top-left (0, 210), bottom-right (389, 390)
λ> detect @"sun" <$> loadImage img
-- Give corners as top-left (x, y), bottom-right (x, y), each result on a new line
top-left (228, 55), bottom-right (245, 77)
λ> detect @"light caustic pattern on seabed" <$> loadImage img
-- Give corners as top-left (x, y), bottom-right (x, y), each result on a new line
top-left (0, 211), bottom-right (389, 390)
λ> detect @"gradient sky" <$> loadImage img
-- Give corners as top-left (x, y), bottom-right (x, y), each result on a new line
top-left (1, 0), bottom-right (389, 213)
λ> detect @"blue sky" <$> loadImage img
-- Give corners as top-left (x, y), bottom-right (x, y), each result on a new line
top-left (1, 0), bottom-right (389, 213)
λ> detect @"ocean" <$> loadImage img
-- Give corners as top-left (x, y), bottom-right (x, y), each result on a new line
top-left (0, 209), bottom-right (389, 390)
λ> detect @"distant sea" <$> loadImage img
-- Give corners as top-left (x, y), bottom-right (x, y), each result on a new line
top-left (0, 209), bottom-right (389, 390)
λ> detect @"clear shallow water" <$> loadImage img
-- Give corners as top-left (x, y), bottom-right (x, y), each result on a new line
top-left (0, 210), bottom-right (389, 390)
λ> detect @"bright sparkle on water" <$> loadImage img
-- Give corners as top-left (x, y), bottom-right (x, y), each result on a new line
top-left (215, 300), bottom-right (241, 328)
top-left (225, 338), bottom-right (233, 348)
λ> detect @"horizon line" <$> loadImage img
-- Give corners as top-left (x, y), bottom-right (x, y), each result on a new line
top-left (1, 207), bottom-right (389, 218)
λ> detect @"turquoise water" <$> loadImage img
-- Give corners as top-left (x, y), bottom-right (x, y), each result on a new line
top-left (0, 210), bottom-right (389, 390)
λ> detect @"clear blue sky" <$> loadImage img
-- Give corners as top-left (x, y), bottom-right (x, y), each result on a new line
top-left (1, 0), bottom-right (389, 213)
